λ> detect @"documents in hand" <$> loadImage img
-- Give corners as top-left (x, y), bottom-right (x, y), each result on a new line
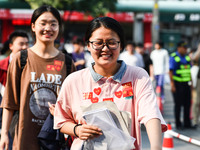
top-left (83, 108), bottom-right (117, 127)
top-left (83, 107), bottom-right (135, 150)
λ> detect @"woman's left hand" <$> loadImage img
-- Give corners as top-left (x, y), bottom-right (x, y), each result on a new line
top-left (76, 124), bottom-right (102, 140)
top-left (48, 102), bottom-right (55, 116)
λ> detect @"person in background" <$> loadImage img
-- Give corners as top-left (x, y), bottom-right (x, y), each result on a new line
top-left (84, 49), bottom-right (94, 68)
top-left (0, 5), bottom-right (75, 150)
top-left (191, 43), bottom-right (200, 128)
top-left (0, 31), bottom-right (29, 150)
top-left (169, 41), bottom-right (194, 130)
top-left (0, 31), bottom-right (29, 98)
top-left (135, 43), bottom-right (153, 80)
top-left (0, 40), bottom-right (11, 60)
top-left (150, 41), bottom-right (169, 104)
top-left (53, 17), bottom-right (167, 150)
top-left (119, 41), bottom-right (144, 68)
top-left (71, 37), bottom-right (85, 70)
top-left (55, 39), bottom-right (73, 59)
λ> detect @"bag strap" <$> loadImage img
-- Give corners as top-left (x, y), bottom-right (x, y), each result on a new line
top-left (65, 54), bottom-right (72, 76)
top-left (20, 50), bottom-right (72, 76)
top-left (20, 49), bottom-right (28, 71)
top-left (10, 50), bottom-right (28, 137)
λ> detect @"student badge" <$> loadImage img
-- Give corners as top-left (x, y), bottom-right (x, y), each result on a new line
top-left (122, 82), bottom-right (133, 100)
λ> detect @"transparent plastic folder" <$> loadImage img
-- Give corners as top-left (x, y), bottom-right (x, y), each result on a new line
top-left (82, 108), bottom-right (135, 150)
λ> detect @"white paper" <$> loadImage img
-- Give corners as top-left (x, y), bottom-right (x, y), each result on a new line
top-left (83, 108), bottom-right (117, 128)
top-left (83, 108), bottom-right (135, 150)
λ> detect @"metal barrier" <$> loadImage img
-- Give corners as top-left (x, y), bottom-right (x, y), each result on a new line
top-left (166, 123), bottom-right (200, 147)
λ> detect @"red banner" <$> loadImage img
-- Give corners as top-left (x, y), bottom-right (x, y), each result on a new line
top-left (0, 9), bottom-right (152, 23)
top-left (0, 9), bottom-right (10, 19)
top-left (63, 11), bottom-right (94, 22)
top-left (106, 12), bottom-right (134, 23)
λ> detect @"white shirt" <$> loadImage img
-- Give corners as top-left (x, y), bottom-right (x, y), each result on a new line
top-left (150, 49), bottom-right (169, 75)
top-left (119, 51), bottom-right (144, 68)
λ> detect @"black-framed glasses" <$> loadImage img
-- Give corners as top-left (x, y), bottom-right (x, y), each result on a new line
top-left (88, 40), bottom-right (120, 50)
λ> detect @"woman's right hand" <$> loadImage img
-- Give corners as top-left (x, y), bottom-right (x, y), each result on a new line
top-left (0, 133), bottom-right (10, 150)
top-left (76, 124), bottom-right (102, 140)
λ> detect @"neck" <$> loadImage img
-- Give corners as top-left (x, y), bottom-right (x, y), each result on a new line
top-left (74, 50), bottom-right (81, 54)
top-left (128, 50), bottom-right (134, 55)
top-left (93, 63), bottom-right (120, 77)
top-left (30, 41), bottom-right (58, 58)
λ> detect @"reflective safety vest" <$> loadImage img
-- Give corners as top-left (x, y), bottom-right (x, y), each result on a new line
top-left (171, 52), bottom-right (191, 82)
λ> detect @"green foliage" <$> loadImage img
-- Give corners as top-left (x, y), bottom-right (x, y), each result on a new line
top-left (25, 0), bottom-right (117, 17)
top-left (8, 0), bottom-right (25, 2)
top-left (77, 0), bottom-right (117, 17)
top-left (25, 0), bottom-right (69, 9)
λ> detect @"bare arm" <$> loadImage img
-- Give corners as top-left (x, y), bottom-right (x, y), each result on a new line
top-left (0, 108), bottom-right (14, 150)
top-left (149, 64), bottom-right (154, 81)
top-left (169, 70), bottom-right (176, 93)
top-left (145, 118), bottom-right (162, 150)
top-left (74, 60), bottom-right (85, 67)
top-left (193, 44), bottom-right (200, 62)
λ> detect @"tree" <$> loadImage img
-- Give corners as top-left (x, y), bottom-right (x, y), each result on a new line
top-left (25, 0), bottom-right (117, 17)
top-left (76, 0), bottom-right (117, 17)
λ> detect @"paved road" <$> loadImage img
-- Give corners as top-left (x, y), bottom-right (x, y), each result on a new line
top-left (142, 84), bottom-right (200, 150)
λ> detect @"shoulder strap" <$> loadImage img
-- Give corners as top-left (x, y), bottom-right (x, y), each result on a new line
top-left (65, 54), bottom-right (72, 76)
top-left (20, 49), bottom-right (28, 71)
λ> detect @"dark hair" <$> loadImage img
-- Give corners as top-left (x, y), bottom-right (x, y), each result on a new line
top-left (85, 17), bottom-right (125, 50)
top-left (126, 41), bottom-right (135, 47)
top-left (0, 40), bottom-right (10, 54)
top-left (155, 40), bottom-right (164, 48)
top-left (31, 5), bottom-right (62, 40)
top-left (177, 41), bottom-right (188, 48)
top-left (9, 31), bottom-right (29, 44)
top-left (136, 43), bottom-right (144, 48)
top-left (72, 36), bottom-right (84, 45)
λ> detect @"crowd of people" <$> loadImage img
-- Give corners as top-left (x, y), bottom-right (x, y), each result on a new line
top-left (0, 4), bottom-right (199, 150)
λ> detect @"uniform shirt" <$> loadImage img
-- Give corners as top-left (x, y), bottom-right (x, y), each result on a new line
top-left (54, 61), bottom-right (167, 150)
top-left (169, 51), bottom-right (192, 76)
top-left (2, 49), bottom-right (70, 150)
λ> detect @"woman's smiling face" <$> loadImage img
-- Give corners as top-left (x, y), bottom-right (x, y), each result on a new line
top-left (87, 26), bottom-right (121, 69)
top-left (32, 12), bottom-right (59, 44)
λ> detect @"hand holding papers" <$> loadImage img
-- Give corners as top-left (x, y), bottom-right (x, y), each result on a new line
top-left (81, 101), bottom-right (135, 150)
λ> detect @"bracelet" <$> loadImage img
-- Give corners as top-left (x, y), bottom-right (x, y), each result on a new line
top-left (73, 124), bottom-right (82, 137)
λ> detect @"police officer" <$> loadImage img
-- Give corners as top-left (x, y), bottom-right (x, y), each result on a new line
top-left (169, 41), bottom-right (194, 129)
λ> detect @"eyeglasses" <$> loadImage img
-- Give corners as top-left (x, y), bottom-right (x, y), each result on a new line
top-left (36, 22), bottom-right (59, 31)
top-left (88, 40), bottom-right (120, 50)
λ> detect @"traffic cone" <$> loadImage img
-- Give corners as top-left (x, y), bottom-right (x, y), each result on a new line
top-left (162, 124), bottom-right (174, 150)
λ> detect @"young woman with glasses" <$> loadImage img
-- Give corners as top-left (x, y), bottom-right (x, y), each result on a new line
top-left (0, 5), bottom-right (75, 150)
top-left (54, 17), bottom-right (167, 150)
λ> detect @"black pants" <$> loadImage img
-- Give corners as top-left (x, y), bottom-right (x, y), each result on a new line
top-left (172, 81), bottom-right (191, 128)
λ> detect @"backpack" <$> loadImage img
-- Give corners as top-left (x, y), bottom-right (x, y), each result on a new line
top-left (9, 49), bottom-right (73, 149)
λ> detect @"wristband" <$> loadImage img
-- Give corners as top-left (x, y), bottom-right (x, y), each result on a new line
top-left (73, 124), bottom-right (82, 137)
